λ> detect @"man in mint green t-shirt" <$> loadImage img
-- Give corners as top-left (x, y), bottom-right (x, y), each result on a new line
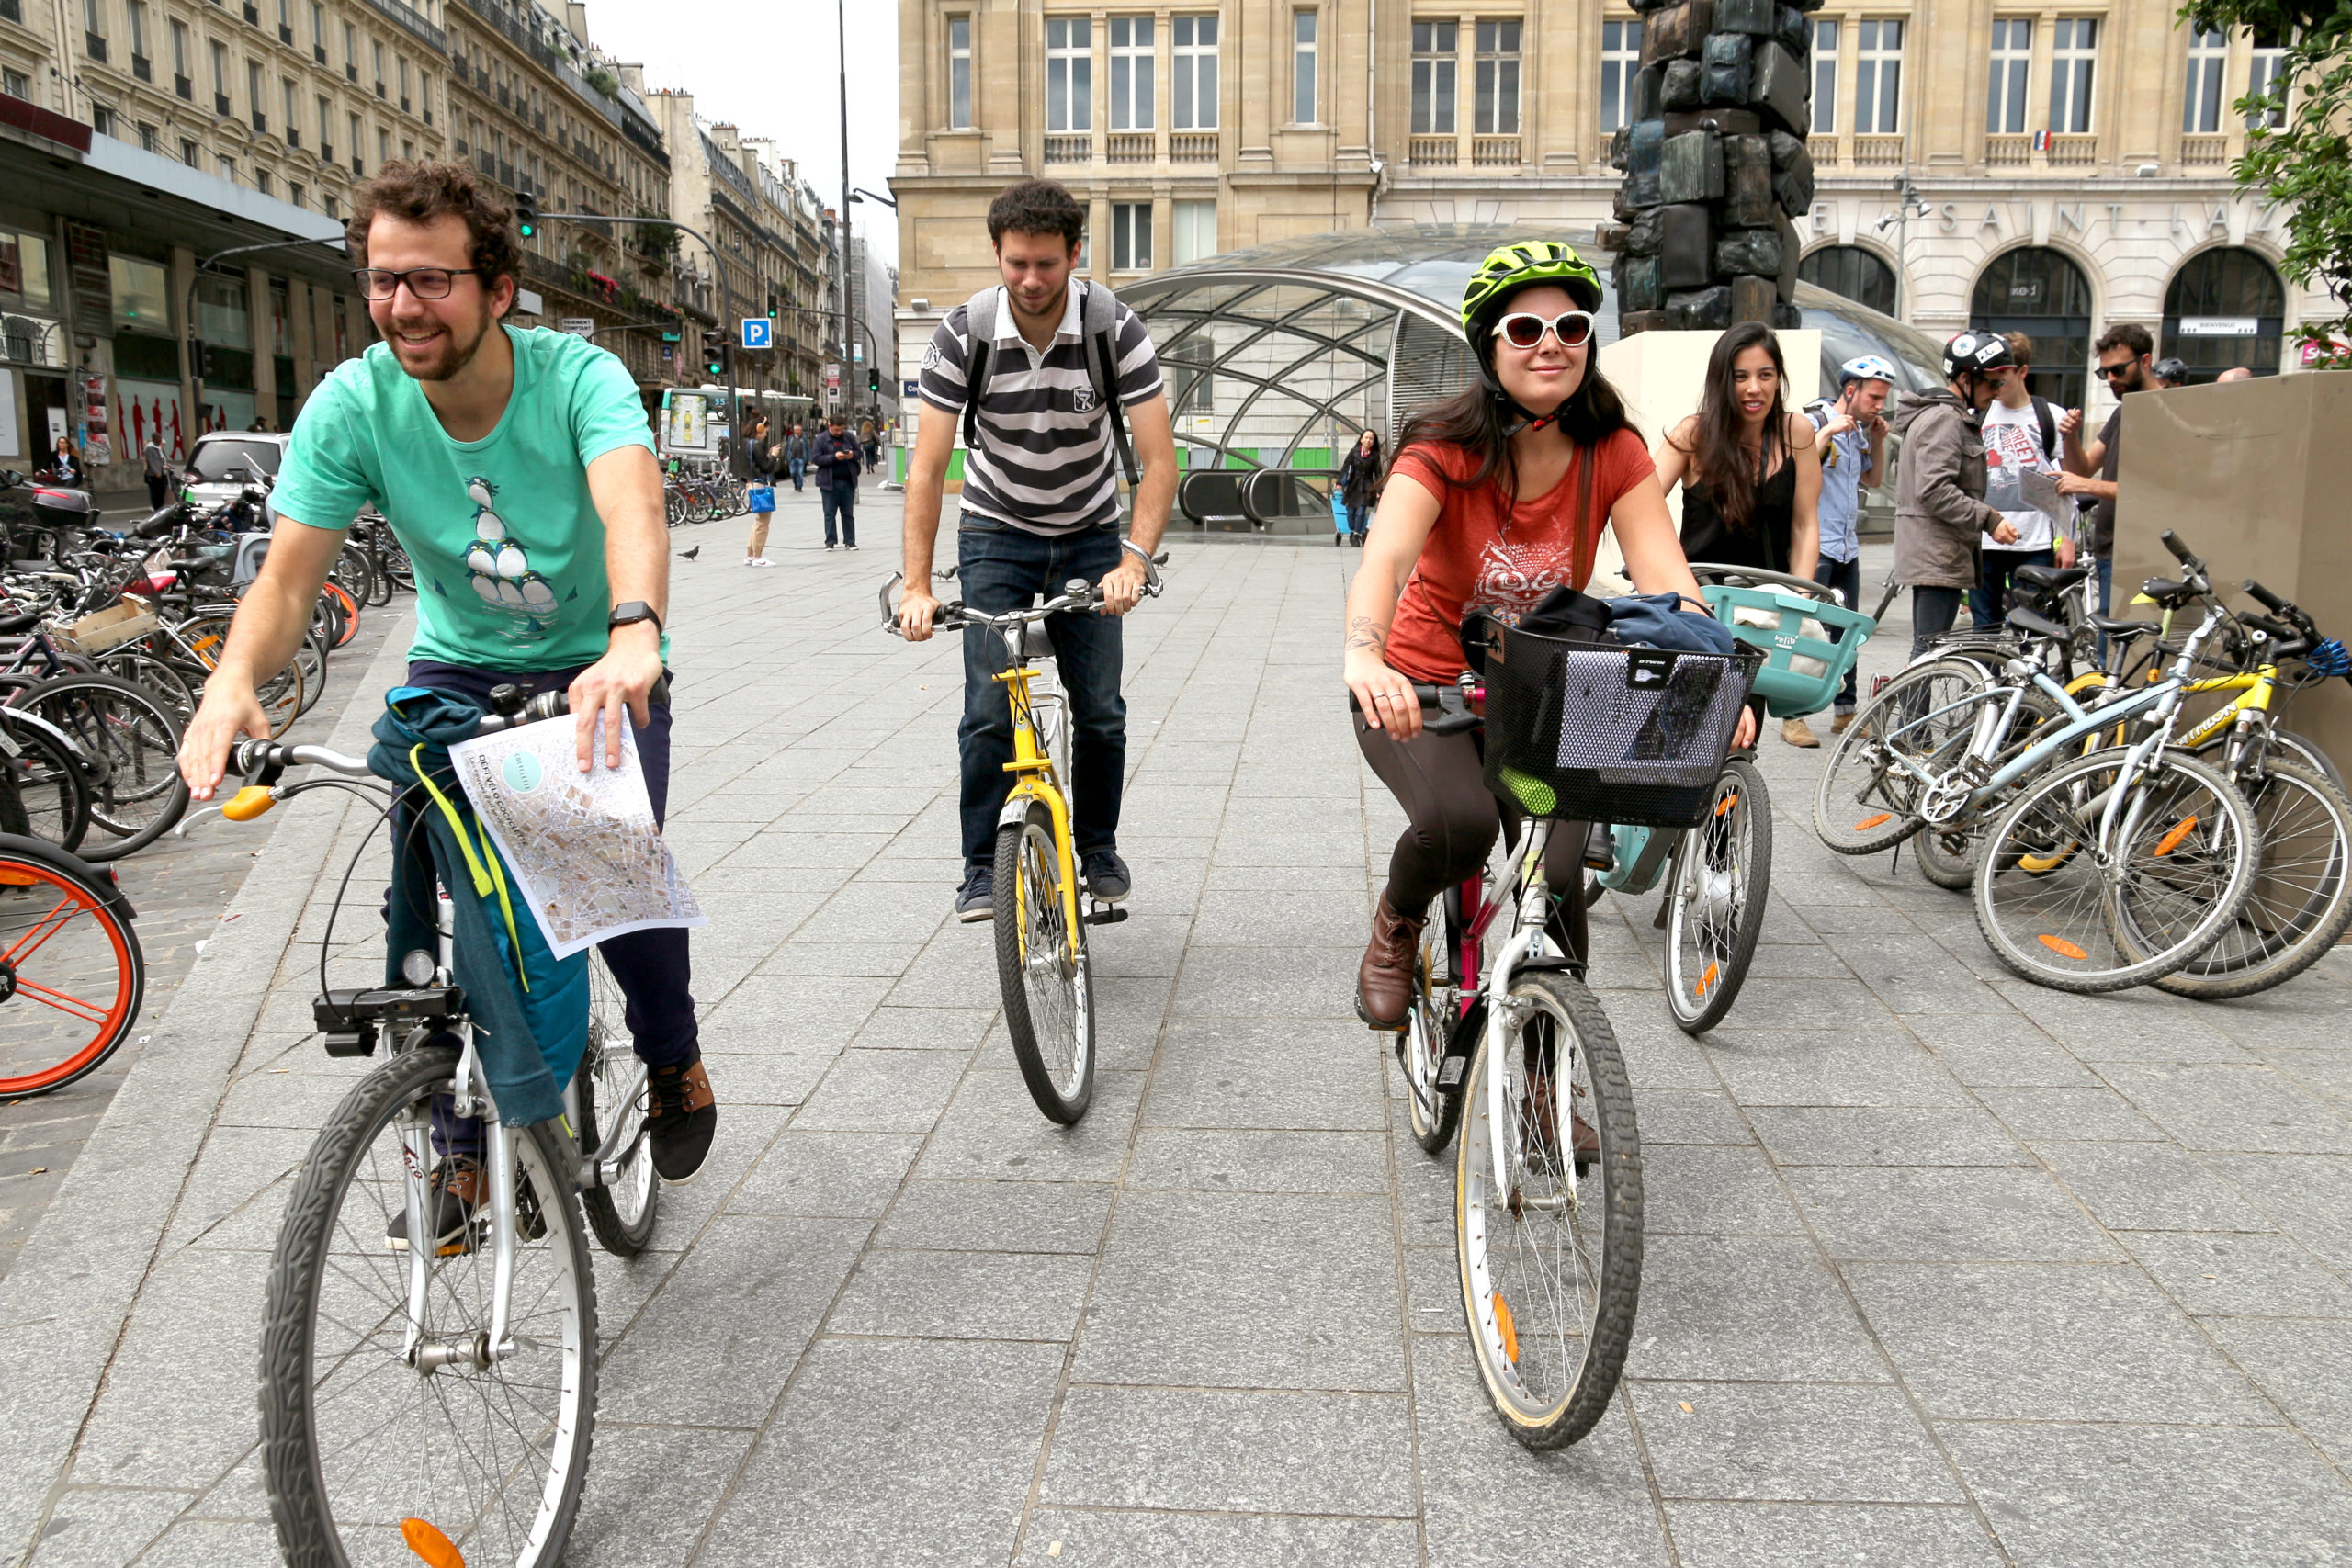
top-left (177, 162), bottom-right (718, 1195)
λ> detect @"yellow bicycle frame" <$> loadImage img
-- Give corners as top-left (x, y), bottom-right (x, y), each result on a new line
top-left (994, 663), bottom-right (1085, 961)
top-left (2065, 591), bottom-right (2281, 750)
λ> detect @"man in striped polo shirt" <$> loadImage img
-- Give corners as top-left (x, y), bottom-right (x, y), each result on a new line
top-left (897, 179), bottom-right (1179, 921)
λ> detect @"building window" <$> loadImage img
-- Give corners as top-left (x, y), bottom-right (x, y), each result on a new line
top-left (946, 16), bottom-right (972, 130)
top-left (1110, 16), bottom-right (1152, 130)
top-left (1798, 245), bottom-right (1898, 317)
top-left (219, 154), bottom-right (236, 182)
top-left (372, 40), bottom-right (385, 94)
top-left (1172, 15), bottom-right (1217, 130)
top-left (1810, 18), bottom-right (1837, 132)
top-left (170, 18), bottom-right (188, 89)
top-left (1474, 20), bottom-right (1520, 134)
top-left (379, 127), bottom-right (390, 167)
top-left (1599, 20), bottom-right (1640, 135)
top-left (1986, 17), bottom-right (2030, 133)
top-left (283, 78), bottom-right (298, 143)
top-left (324, 192), bottom-right (338, 220)
top-left (1853, 18), bottom-right (1902, 134)
top-left (1412, 22), bottom-right (1457, 136)
top-left (248, 60), bottom-right (266, 129)
top-left (342, 20), bottom-right (356, 76)
top-left (2247, 30), bottom-right (2286, 129)
top-left (2182, 28), bottom-right (2227, 133)
top-left (2048, 17), bottom-right (2096, 133)
top-left (349, 110), bottom-right (363, 169)
top-left (211, 39), bottom-right (231, 112)
top-left (126, 0), bottom-right (147, 62)
top-left (2, 70), bottom-right (26, 100)
top-left (92, 104), bottom-right (117, 136)
top-left (254, 169), bottom-right (271, 196)
top-left (82, 0), bottom-right (106, 60)
top-left (311, 0), bottom-right (324, 59)
top-left (0, 227), bottom-right (56, 311)
top-left (398, 55), bottom-right (410, 111)
top-left (289, 181), bottom-right (304, 208)
top-left (1172, 198), bottom-right (1215, 265)
top-left (318, 95), bottom-right (332, 153)
top-left (138, 121), bottom-right (157, 151)
top-left (181, 138), bottom-right (198, 166)
top-left (1046, 17), bottom-right (1091, 132)
top-left (1292, 9), bottom-right (1317, 124)
top-left (1111, 201), bottom-right (1151, 271)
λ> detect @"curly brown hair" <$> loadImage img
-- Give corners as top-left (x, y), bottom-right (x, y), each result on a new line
top-left (346, 160), bottom-right (523, 295)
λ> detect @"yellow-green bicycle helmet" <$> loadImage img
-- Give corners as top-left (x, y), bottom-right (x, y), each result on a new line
top-left (1460, 240), bottom-right (1605, 343)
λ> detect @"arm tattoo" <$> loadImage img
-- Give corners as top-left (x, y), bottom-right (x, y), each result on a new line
top-left (1345, 614), bottom-right (1388, 653)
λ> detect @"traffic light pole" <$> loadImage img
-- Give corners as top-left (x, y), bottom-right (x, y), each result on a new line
top-left (185, 234), bottom-right (345, 444)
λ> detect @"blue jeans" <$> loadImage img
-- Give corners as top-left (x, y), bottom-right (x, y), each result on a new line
top-left (1812, 553), bottom-right (1862, 710)
top-left (1346, 502), bottom-right (1370, 540)
top-left (820, 484), bottom-right (855, 546)
top-left (956, 522), bottom-right (1126, 867)
top-left (788, 457), bottom-right (807, 491)
top-left (2096, 555), bottom-right (2112, 615)
top-left (1973, 547), bottom-right (2057, 630)
top-left (1911, 585), bottom-right (1965, 661)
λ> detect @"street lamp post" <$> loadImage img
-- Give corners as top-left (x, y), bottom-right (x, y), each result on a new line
top-left (539, 211), bottom-right (739, 463)
top-left (186, 235), bottom-right (347, 439)
top-left (836, 0), bottom-right (853, 423)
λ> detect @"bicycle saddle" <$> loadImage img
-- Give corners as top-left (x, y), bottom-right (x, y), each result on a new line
top-left (2013, 564), bottom-right (2091, 592)
top-left (2005, 605), bottom-right (2073, 642)
top-left (2086, 614), bottom-right (2154, 642)
top-left (2138, 576), bottom-right (2199, 607)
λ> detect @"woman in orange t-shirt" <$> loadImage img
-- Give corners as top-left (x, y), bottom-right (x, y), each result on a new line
top-left (1341, 242), bottom-right (1754, 1030)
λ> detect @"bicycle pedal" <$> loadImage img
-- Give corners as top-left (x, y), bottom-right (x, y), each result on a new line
top-left (1082, 904), bottom-right (1128, 926)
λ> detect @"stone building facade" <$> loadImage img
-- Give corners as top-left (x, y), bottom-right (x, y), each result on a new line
top-left (892, 0), bottom-right (2323, 412)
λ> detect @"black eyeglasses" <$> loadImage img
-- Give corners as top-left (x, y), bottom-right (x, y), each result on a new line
top-left (1496, 310), bottom-right (1596, 350)
top-left (353, 266), bottom-right (485, 301)
top-left (2096, 361), bottom-right (2137, 381)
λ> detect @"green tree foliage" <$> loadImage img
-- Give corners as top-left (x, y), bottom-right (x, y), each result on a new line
top-left (2179, 1), bottom-right (2352, 364)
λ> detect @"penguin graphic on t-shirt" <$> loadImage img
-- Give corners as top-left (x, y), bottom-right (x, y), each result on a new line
top-left (461, 476), bottom-right (558, 637)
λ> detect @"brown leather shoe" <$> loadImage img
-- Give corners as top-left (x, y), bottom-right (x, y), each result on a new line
top-left (1356, 894), bottom-right (1426, 1031)
top-left (647, 1059), bottom-right (718, 1184)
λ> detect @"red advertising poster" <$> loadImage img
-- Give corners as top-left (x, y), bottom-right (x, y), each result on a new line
top-left (80, 374), bottom-right (112, 468)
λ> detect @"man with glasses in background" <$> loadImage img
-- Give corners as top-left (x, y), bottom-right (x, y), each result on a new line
top-left (2058, 322), bottom-right (2154, 616)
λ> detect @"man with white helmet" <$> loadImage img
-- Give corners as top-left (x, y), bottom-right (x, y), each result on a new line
top-left (1798, 355), bottom-right (1894, 735)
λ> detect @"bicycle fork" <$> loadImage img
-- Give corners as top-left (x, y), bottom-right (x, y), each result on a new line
top-left (1481, 822), bottom-right (1574, 1214)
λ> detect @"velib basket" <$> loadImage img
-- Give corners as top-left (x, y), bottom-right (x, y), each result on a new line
top-left (1704, 583), bottom-right (1876, 718)
top-left (1483, 624), bottom-right (1761, 829)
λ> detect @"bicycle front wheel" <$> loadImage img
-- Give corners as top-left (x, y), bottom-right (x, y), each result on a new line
top-left (1813, 660), bottom-right (1984, 855)
top-left (1455, 968), bottom-right (1641, 1450)
top-left (1664, 759), bottom-right (1770, 1034)
top-left (993, 801), bottom-right (1095, 1123)
top-left (578, 950), bottom-right (660, 1254)
top-left (261, 1043), bottom-right (597, 1568)
top-left (1975, 749), bottom-right (2255, 992)
top-left (2154, 759), bottom-right (2352, 1000)
top-left (0, 844), bottom-right (144, 1097)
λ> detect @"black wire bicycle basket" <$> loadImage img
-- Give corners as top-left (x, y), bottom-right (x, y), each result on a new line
top-left (1481, 625), bottom-right (1761, 829)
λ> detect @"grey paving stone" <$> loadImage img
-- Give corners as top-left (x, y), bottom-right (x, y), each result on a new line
top-left (1782, 1166), bottom-right (2121, 1263)
top-left (1628, 1235), bottom-right (1887, 1384)
top-left (695, 1337), bottom-right (1063, 1568)
top-left (2203, 1316), bottom-right (2352, 1462)
top-left (1747, 1105), bottom-right (2030, 1167)
top-left (25, 1486), bottom-right (190, 1567)
top-left (1939, 1420), bottom-right (2352, 1568)
top-left (1975, 1083), bottom-right (2166, 1142)
top-left (831, 1247), bottom-right (1095, 1340)
top-left (845, 1005), bottom-right (998, 1053)
top-left (1665, 1502), bottom-right (2004, 1567)
top-left (2098, 1061), bottom-right (2352, 1155)
top-left (1042, 1384), bottom-right (1415, 1516)
top-left (1141, 1019), bottom-right (1386, 1131)
top-left (700, 973), bottom-right (894, 1054)
top-left (1907, 1017), bottom-right (2099, 1088)
top-left (1644, 1144), bottom-right (1809, 1236)
top-left (1125, 1127), bottom-right (1390, 1193)
top-left (1640, 1089), bottom-right (1760, 1145)
top-left (2120, 1230), bottom-right (2352, 1320)
top-left (70, 1248), bottom-right (262, 1490)
top-left (130, 1518), bottom-right (278, 1567)
top-left (2201, 1153), bottom-right (2352, 1269)
top-left (1631, 1381), bottom-right (1963, 1503)
top-left (918, 1069), bottom-right (1148, 1184)
top-left (1011, 1508), bottom-right (1420, 1568)
top-left (1169, 943), bottom-right (1363, 1019)
top-left (697, 1048), bottom-right (829, 1108)
top-left (729, 1130), bottom-right (925, 1217)
top-left (873, 1179), bottom-right (1114, 1255)
top-left (2034, 1140), bottom-right (2277, 1233)
top-left (791, 1048), bottom-right (969, 1133)
top-left (1073, 1189), bottom-right (1405, 1393)
top-left (599, 1215), bottom-right (867, 1427)
top-left (566, 1424), bottom-right (755, 1568)
top-left (1187, 889), bottom-right (1372, 945)
top-left (1845, 1261), bottom-right (2278, 1424)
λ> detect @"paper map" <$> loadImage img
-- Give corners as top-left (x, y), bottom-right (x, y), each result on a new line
top-left (449, 716), bottom-right (706, 960)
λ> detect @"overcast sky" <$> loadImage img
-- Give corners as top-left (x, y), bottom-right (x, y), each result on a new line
top-left (591, 0), bottom-right (901, 266)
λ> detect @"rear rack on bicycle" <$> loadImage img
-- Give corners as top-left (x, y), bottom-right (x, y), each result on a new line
top-left (314, 985), bottom-right (466, 1058)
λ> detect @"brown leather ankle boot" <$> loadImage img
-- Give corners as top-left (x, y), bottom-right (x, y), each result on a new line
top-left (1356, 894), bottom-right (1427, 1030)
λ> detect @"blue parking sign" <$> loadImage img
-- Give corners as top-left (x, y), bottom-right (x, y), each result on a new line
top-left (741, 318), bottom-right (772, 350)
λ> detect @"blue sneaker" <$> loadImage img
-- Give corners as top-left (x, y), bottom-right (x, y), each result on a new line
top-left (1081, 851), bottom-right (1131, 903)
top-left (955, 864), bottom-right (994, 922)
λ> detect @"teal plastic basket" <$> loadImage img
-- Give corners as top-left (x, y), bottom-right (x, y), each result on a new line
top-left (1702, 583), bottom-right (1877, 718)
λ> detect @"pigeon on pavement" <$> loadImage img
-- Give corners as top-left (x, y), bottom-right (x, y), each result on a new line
top-left (679, 546), bottom-right (700, 560)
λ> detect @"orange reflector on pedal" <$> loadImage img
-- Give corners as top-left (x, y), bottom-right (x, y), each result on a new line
top-left (2037, 934), bottom-right (2089, 961)
top-left (2154, 816), bottom-right (2199, 856)
top-left (401, 1518), bottom-right (466, 1568)
top-left (1492, 1292), bottom-right (1519, 1364)
top-left (1854, 813), bottom-right (1893, 831)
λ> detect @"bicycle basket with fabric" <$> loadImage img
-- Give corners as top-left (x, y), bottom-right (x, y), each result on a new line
top-left (1482, 625), bottom-right (1760, 829)
top-left (1703, 584), bottom-right (1876, 718)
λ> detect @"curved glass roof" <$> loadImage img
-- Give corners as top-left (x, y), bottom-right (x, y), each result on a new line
top-left (1124, 222), bottom-right (1951, 488)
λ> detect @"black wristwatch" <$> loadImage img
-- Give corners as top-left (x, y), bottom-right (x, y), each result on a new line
top-left (608, 601), bottom-right (662, 635)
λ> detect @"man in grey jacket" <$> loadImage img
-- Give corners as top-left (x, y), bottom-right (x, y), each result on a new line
top-left (1890, 331), bottom-right (2020, 659)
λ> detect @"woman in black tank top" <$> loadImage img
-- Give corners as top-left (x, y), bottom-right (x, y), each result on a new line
top-left (1655, 323), bottom-right (1822, 581)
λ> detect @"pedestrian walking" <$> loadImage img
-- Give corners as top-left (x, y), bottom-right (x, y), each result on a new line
top-left (1970, 333), bottom-right (2075, 630)
top-left (1337, 429), bottom-right (1382, 547)
top-left (895, 177), bottom-right (1177, 922)
top-left (141, 433), bottom-right (172, 511)
top-left (1801, 356), bottom-right (1894, 734)
top-left (812, 413), bottom-right (861, 548)
top-left (863, 425), bottom-right (882, 474)
top-left (744, 467), bottom-right (776, 568)
top-left (785, 423), bottom-right (809, 491)
top-left (42, 434), bottom-right (84, 487)
top-left (2058, 322), bottom-right (2154, 616)
top-left (1652, 322), bottom-right (1824, 745)
top-left (1892, 332), bottom-right (2021, 660)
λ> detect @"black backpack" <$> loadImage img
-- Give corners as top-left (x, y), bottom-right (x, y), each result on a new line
top-left (957, 280), bottom-right (1140, 486)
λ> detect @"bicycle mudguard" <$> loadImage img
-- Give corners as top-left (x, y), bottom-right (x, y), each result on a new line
top-left (1438, 997), bottom-right (1487, 1089)
top-left (1596, 820), bottom-right (1676, 895)
top-left (0, 831), bottom-right (135, 921)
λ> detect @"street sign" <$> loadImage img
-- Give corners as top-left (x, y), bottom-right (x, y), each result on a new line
top-left (2179, 317), bottom-right (2258, 337)
top-left (558, 317), bottom-right (594, 337)
top-left (822, 362), bottom-right (842, 407)
top-left (741, 318), bottom-right (772, 350)
top-left (902, 378), bottom-right (918, 397)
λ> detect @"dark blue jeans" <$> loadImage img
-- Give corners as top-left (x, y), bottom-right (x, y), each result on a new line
top-left (821, 484), bottom-right (856, 546)
top-left (406, 660), bottom-right (698, 1072)
top-left (1812, 553), bottom-right (1863, 711)
top-left (1910, 585), bottom-right (1965, 661)
top-left (956, 521), bottom-right (1126, 867)
top-left (1972, 547), bottom-right (2057, 630)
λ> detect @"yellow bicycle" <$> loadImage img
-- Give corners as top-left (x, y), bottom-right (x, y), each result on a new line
top-left (881, 556), bottom-right (1163, 1122)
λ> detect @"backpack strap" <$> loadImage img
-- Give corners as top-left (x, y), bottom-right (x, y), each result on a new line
top-left (2031, 395), bottom-right (2058, 462)
top-left (1080, 280), bottom-right (1142, 487)
top-left (959, 287), bottom-right (999, 457)
top-left (1570, 441), bottom-right (1600, 590)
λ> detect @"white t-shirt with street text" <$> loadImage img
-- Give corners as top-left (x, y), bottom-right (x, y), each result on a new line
top-left (1980, 398), bottom-right (2063, 553)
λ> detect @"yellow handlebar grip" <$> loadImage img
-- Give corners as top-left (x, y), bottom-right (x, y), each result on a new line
top-left (221, 786), bottom-right (277, 822)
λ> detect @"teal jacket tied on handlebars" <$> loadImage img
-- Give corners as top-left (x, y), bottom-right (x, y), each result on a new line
top-left (370, 687), bottom-right (588, 1130)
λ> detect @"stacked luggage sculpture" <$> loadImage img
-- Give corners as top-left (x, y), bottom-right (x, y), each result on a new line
top-left (1599, 0), bottom-right (1826, 335)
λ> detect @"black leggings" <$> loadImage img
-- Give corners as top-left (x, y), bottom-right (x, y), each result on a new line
top-left (1354, 715), bottom-right (1589, 963)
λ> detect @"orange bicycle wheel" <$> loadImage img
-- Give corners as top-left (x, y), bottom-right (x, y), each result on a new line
top-left (0, 847), bottom-right (144, 1098)
top-left (321, 582), bottom-right (359, 649)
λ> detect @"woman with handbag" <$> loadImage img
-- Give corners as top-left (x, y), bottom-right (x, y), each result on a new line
top-left (1337, 429), bottom-right (1383, 547)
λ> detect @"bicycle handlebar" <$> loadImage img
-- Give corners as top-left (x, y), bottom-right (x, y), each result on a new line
top-left (1689, 562), bottom-right (1841, 606)
top-left (1347, 681), bottom-right (1483, 736)
top-left (2160, 530), bottom-right (2204, 572)
top-left (222, 686), bottom-right (571, 820)
top-left (878, 560), bottom-right (1164, 637)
